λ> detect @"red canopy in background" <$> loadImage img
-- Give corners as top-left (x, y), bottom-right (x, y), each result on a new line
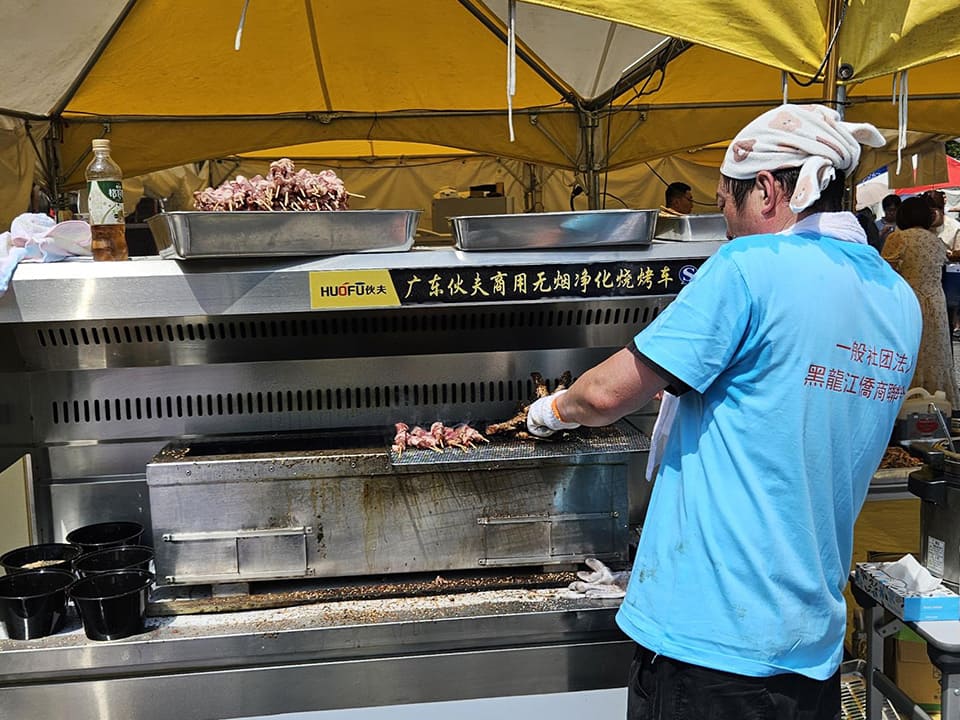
top-left (896, 156), bottom-right (960, 195)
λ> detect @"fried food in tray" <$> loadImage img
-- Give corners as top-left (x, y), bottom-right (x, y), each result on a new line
top-left (878, 446), bottom-right (923, 469)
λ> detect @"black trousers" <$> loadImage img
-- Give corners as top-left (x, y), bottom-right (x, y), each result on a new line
top-left (627, 645), bottom-right (841, 720)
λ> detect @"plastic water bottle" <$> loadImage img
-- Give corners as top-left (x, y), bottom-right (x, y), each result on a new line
top-left (85, 139), bottom-right (128, 261)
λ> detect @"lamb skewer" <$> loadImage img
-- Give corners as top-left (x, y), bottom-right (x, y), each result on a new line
top-left (393, 421), bottom-right (488, 454)
top-left (485, 370), bottom-right (573, 438)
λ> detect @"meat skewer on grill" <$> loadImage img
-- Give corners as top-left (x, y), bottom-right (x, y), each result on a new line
top-left (485, 371), bottom-right (574, 438)
top-left (393, 371), bottom-right (573, 453)
top-left (392, 421), bottom-right (488, 455)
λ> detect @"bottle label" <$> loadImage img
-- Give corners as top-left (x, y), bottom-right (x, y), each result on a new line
top-left (88, 181), bottom-right (124, 225)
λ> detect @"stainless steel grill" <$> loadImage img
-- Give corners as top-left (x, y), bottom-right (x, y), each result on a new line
top-left (391, 424), bottom-right (649, 467)
top-left (0, 244), bottom-right (718, 575)
top-left (0, 239), bottom-right (723, 720)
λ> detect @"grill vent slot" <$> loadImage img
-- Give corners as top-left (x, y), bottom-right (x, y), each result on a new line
top-left (32, 305), bottom-right (651, 350)
top-left (48, 378), bottom-right (548, 425)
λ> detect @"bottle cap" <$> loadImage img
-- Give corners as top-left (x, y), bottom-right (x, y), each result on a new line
top-left (91, 139), bottom-right (111, 151)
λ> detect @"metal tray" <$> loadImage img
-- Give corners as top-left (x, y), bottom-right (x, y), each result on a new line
top-left (451, 209), bottom-right (657, 251)
top-left (147, 210), bottom-right (422, 259)
top-left (654, 213), bottom-right (728, 242)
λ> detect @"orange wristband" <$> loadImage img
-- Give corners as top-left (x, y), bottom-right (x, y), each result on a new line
top-left (551, 395), bottom-right (569, 424)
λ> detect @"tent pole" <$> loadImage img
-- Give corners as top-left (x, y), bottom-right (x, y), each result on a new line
top-left (824, 0), bottom-right (851, 209)
top-left (823, 0), bottom-right (842, 110)
top-left (580, 110), bottom-right (600, 210)
top-left (524, 162), bottom-right (543, 213)
top-left (42, 120), bottom-right (64, 217)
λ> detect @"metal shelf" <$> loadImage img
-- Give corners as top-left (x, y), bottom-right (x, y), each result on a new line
top-left (0, 243), bottom-right (722, 323)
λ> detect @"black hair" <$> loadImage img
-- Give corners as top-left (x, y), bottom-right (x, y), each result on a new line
top-left (665, 182), bottom-right (692, 206)
top-left (923, 189), bottom-right (946, 210)
top-left (719, 167), bottom-right (844, 214)
top-left (881, 193), bottom-right (902, 211)
top-left (896, 196), bottom-right (934, 230)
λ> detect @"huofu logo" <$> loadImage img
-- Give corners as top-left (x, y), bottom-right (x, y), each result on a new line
top-left (318, 281), bottom-right (377, 297)
top-left (309, 270), bottom-right (401, 309)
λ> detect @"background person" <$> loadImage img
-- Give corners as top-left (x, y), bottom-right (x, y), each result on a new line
top-left (856, 206), bottom-right (884, 252)
top-left (881, 195), bottom-right (960, 409)
top-left (659, 181), bottom-right (693, 215)
top-left (923, 190), bottom-right (960, 339)
top-left (527, 104), bottom-right (920, 720)
top-left (877, 193), bottom-right (901, 244)
top-left (924, 189), bottom-right (960, 259)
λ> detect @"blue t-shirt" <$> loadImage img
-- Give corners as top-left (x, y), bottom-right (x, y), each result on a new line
top-left (616, 229), bottom-right (922, 680)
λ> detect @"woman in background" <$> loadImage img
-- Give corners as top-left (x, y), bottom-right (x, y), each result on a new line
top-left (881, 195), bottom-right (960, 410)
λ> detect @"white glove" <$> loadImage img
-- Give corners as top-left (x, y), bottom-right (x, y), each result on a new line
top-left (526, 389), bottom-right (580, 438)
top-left (565, 558), bottom-right (630, 599)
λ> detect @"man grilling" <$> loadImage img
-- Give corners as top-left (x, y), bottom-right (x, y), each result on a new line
top-left (526, 104), bottom-right (922, 720)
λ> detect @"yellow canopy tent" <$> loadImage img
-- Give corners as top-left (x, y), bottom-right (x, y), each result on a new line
top-left (0, 0), bottom-right (677, 192)
top-left (526, 0), bottom-right (960, 82)
top-left (529, 0), bottom-right (960, 144)
top-left (525, 0), bottom-right (960, 195)
top-left (1, 0), bottom-right (832, 228)
top-left (2, 0), bottom-right (958, 231)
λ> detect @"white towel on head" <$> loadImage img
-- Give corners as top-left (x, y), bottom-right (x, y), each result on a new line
top-left (720, 104), bottom-right (885, 213)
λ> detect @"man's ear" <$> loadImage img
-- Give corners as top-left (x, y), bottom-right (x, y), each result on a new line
top-left (755, 171), bottom-right (780, 215)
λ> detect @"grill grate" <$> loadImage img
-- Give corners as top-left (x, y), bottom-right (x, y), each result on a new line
top-left (391, 423), bottom-right (648, 467)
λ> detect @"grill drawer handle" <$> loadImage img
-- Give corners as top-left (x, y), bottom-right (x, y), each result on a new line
top-left (161, 526), bottom-right (312, 542)
top-left (477, 512), bottom-right (617, 525)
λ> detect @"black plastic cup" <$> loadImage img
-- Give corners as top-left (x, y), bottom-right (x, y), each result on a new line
top-left (73, 545), bottom-right (154, 578)
top-left (65, 521), bottom-right (144, 553)
top-left (0, 569), bottom-right (74, 640)
top-left (69, 569), bottom-right (153, 641)
top-left (0, 543), bottom-right (83, 575)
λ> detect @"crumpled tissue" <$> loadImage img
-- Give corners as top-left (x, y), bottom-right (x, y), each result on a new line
top-left (0, 213), bottom-right (92, 294)
top-left (884, 554), bottom-right (943, 593)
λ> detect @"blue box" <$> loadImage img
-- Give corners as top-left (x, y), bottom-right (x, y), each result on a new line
top-left (854, 562), bottom-right (960, 621)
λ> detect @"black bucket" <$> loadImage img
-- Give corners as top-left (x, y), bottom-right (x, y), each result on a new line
top-left (73, 545), bottom-right (154, 578)
top-left (0, 543), bottom-right (83, 575)
top-left (69, 569), bottom-right (153, 641)
top-left (0, 569), bottom-right (74, 640)
top-left (65, 521), bottom-right (144, 553)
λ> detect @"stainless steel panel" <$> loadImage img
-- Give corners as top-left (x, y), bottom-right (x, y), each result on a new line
top-left (0, 242), bottom-right (722, 324)
top-left (0, 642), bottom-right (632, 720)
top-left (147, 437), bottom-right (633, 583)
top-left (48, 476), bottom-right (151, 545)
top-left (0, 243), bottom-right (707, 608)
top-left (0, 592), bottom-right (624, 677)
top-left (46, 442), bottom-right (168, 479)
top-left (12, 298), bottom-right (672, 371)
top-left (148, 210), bottom-right (421, 259)
top-left (238, 529), bottom-right (309, 577)
top-left (918, 482), bottom-right (960, 587)
top-left (168, 537), bottom-right (237, 580)
top-left (0, 589), bottom-right (630, 720)
top-left (654, 213), bottom-right (729, 242)
top-left (26, 350), bottom-right (619, 443)
top-left (452, 210), bottom-right (657, 250)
